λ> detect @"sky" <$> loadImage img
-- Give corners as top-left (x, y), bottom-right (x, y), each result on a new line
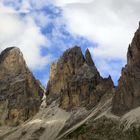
top-left (0, 0), bottom-right (140, 86)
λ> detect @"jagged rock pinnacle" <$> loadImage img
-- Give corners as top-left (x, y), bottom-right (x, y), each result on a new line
top-left (112, 23), bottom-right (140, 115)
top-left (46, 46), bottom-right (114, 109)
top-left (85, 48), bottom-right (95, 66)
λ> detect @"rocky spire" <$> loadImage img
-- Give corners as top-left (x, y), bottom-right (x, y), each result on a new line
top-left (112, 23), bottom-right (140, 115)
top-left (46, 46), bottom-right (114, 109)
top-left (85, 48), bottom-right (95, 66)
top-left (0, 47), bottom-right (44, 126)
top-left (46, 46), bottom-right (85, 95)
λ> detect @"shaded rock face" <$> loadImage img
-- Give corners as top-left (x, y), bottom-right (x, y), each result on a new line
top-left (46, 46), bottom-right (114, 109)
top-left (0, 47), bottom-right (43, 126)
top-left (112, 24), bottom-right (140, 115)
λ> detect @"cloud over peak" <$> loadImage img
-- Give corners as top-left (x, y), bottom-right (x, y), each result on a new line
top-left (54, 0), bottom-right (140, 60)
top-left (53, 0), bottom-right (140, 84)
top-left (1, 0), bottom-right (140, 85)
top-left (0, 2), bottom-right (53, 70)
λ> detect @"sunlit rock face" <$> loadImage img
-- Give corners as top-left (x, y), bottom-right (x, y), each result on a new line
top-left (0, 47), bottom-right (44, 126)
top-left (46, 46), bottom-right (114, 109)
top-left (112, 24), bottom-right (140, 116)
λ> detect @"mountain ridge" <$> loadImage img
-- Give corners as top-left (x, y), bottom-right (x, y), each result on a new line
top-left (0, 23), bottom-right (140, 140)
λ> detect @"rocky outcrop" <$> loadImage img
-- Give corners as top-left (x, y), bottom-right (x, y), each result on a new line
top-left (112, 23), bottom-right (140, 115)
top-left (46, 46), bottom-right (114, 109)
top-left (0, 47), bottom-right (44, 126)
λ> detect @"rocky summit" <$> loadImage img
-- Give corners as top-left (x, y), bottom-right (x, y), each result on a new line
top-left (46, 46), bottom-right (114, 109)
top-left (112, 23), bottom-right (140, 116)
top-left (0, 47), bottom-right (44, 126)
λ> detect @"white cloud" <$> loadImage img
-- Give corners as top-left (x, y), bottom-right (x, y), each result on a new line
top-left (19, 0), bottom-right (31, 13)
top-left (54, 0), bottom-right (140, 60)
top-left (53, 0), bottom-right (140, 82)
top-left (28, 0), bottom-right (52, 9)
top-left (31, 11), bottom-right (50, 28)
top-left (54, 0), bottom-right (94, 6)
top-left (1, 0), bottom-right (140, 84)
top-left (0, 3), bottom-right (53, 70)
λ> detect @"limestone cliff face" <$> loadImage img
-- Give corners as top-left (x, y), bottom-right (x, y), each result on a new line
top-left (112, 24), bottom-right (140, 115)
top-left (46, 46), bottom-right (114, 109)
top-left (47, 46), bottom-right (85, 95)
top-left (0, 47), bottom-right (44, 126)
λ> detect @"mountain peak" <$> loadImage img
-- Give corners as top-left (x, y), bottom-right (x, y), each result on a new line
top-left (0, 47), bottom-right (21, 61)
top-left (46, 46), bottom-right (114, 109)
top-left (112, 23), bottom-right (140, 115)
top-left (0, 47), bottom-right (44, 126)
top-left (0, 47), bottom-right (26, 76)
